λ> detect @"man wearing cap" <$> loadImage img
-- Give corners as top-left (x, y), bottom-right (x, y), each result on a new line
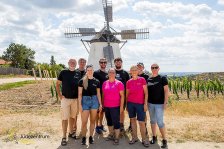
top-left (114, 57), bottom-right (130, 133)
top-left (137, 62), bottom-right (149, 81)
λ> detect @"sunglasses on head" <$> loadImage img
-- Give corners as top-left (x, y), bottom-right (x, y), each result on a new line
top-left (151, 66), bottom-right (159, 69)
top-left (86, 64), bottom-right (93, 69)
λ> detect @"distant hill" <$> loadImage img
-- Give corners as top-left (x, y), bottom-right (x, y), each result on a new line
top-left (188, 72), bottom-right (224, 82)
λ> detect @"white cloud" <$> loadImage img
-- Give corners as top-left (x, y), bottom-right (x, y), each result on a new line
top-left (218, 0), bottom-right (224, 5)
top-left (0, 0), bottom-right (223, 72)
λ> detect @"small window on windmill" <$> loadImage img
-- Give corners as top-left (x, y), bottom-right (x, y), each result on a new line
top-left (103, 46), bottom-right (114, 62)
top-left (121, 30), bottom-right (136, 39)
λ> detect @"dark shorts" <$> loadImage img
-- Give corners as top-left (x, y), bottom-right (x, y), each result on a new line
top-left (104, 106), bottom-right (120, 129)
top-left (82, 95), bottom-right (99, 110)
top-left (127, 102), bottom-right (146, 122)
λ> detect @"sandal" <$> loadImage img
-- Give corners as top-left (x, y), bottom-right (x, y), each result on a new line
top-left (129, 138), bottom-right (138, 144)
top-left (113, 139), bottom-right (119, 145)
top-left (106, 134), bottom-right (114, 141)
top-left (142, 139), bottom-right (149, 147)
top-left (68, 132), bottom-right (77, 139)
top-left (61, 138), bottom-right (67, 146)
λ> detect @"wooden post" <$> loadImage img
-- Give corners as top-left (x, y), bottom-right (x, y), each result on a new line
top-left (32, 68), bottom-right (37, 81)
top-left (38, 65), bottom-right (42, 81)
top-left (47, 70), bottom-right (50, 80)
top-left (54, 71), bottom-right (57, 79)
top-left (50, 70), bottom-right (53, 81)
top-left (43, 70), bottom-right (47, 80)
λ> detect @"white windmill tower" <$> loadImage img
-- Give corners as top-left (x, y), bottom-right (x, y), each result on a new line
top-left (64, 0), bottom-right (149, 70)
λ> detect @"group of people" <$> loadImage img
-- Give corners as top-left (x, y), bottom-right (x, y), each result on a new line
top-left (56, 57), bottom-right (169, 148)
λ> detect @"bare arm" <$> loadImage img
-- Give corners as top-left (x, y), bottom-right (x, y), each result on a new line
top-left (164, 85), bottom-right (169, 104)
top-left (120, 90), bottom-right (124, 112)
top-left (97, 88), bottom-right (102, 106)
top-left (143, 85), bottom-right (148, 112)
top-left (78, 87), bottom-right (83, 112)
top-left (143, 85), bottom-right (148, 105)
top-left (126, 89), bottom-right (129, 107)
top-left (56, 80), bottom-right (63, 100)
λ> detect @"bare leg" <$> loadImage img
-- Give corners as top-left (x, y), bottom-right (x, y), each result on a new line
top-left (89, 109), bottom-right (98, 136)
top-left (130, 118), bottom-right (137, 139)
top-left (81, 111), bottom-right (90, 137)
top-left (62, 120), bottom-right (68, 138)
top-left (159, 126), bottom-right (166, 140)
top-left (69, 117), bottom-right (75, 134)
top-left (139, 121), bottom-right (146, 140)
top-left (151, 124), bottom-right (157, 136)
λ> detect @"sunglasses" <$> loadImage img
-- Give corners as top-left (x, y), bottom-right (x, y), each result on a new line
top-left (100, 62), bottom-right (107, 64)
top-left (151, 66), bottom-right (159, 69)
top-left (86, 64), bottom-right (93, 69)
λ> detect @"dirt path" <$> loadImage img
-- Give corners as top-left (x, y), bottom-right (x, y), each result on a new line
top-left (0, 139), bottom-right (223, 149)
top-left (0, 78), bottom-right (56, 85)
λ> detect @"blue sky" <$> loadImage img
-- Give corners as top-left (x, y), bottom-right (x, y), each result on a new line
top-left (0, 0), bottom-right (224, 72)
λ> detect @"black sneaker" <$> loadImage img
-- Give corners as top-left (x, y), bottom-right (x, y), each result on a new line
top-left (161, 139), bottom-right (167, 148)
top-left (150, 136), bottom-right (157, 144)
top-left (89, 136), bottom-right (94, 144)
top-left (81, 137), bottom-right (86, 145)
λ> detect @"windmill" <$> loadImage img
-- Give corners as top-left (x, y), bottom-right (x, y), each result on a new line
top-left (64, 0), bottom-right (149, 69)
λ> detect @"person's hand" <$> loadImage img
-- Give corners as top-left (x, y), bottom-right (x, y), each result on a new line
top-left (99, 104), bottom-right (103, 112)
top-left (144, 104), bottom-right (148, 112)
top-left (59, 95), bottom-right (65, 100)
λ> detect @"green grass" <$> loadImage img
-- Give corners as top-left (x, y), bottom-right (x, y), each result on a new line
top-left (0, 80), bottom-right (36, 91)
top-left (0, 74), bottom-right (16, 78)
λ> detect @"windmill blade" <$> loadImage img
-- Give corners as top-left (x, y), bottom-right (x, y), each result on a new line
top-left (118, 28), bottom-right (150, 39)
top-left (102, 0), bottom-right (113, 22)
top-left (64, 27), bottom-right (97, 38)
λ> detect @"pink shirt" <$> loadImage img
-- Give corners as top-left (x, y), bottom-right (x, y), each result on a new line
top-left (126, 77), bottom-right (146, 104)
top-left (102, 80), bottom-right (124, 107)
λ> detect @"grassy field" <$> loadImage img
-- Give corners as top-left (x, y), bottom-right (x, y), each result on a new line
top-left (0, 77), bottom-right (223, 147)
top-left (0, 80), bottom-right (36, 91)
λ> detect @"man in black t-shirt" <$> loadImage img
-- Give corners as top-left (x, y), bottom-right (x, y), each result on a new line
top-left (93, 58), bottom-right (108, 134)
top-left (147, 63), bottom-right (169, 148)
top-left (76, 58), bottom-right (86, 78)
top-left (56, 59), bottom-right (81, 146)
top-left (114, 57), bottom-right (130, 133)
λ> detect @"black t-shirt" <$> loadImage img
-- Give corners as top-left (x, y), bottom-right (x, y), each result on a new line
top-left (93, 69), bottom-right (108, 90)
top-left (115, 69), bottom-right (130, 86)
top-left (76, 69), bottom-right (86, 78)
top-left (139, 73), bottom-right (149, 81)
top-left (78, 78), bottom-right (100, 96)
top-left (147, 75), bottom-right (168, 104)
top-left (58, 69), bottom-right (81, 99)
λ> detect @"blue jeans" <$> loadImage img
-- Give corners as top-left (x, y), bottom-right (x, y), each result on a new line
top-left (82, 95), bottom-right (99, 110)
top-left (148, 103), bottom-right (164, 128)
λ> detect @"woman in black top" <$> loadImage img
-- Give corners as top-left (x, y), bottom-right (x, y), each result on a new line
top-left (78, 65), bottom-right (102, 145)
top-left (147, 64), bottom-right (169, 148)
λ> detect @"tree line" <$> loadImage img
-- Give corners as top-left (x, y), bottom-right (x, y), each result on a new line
top-left (1, 43), bottom-right (66, 73)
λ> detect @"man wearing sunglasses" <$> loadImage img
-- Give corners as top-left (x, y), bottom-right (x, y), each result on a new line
top-left (93, 58), bottom-right (109, 134)
top-left (147, 64), bottom-right (169, 148)
top-left (114, 57), bottom-right (130, 133)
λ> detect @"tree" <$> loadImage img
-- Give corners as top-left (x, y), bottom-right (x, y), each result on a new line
top-left (59, 63), bottom-right (66, 69)
top-left (2, 43), bottom-right (35, 69)
top-left (50, 55), bottom-right (56, 65)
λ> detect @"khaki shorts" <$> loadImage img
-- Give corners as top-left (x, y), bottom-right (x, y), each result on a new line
top-left (61, 98), bottom-right (78, 120)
